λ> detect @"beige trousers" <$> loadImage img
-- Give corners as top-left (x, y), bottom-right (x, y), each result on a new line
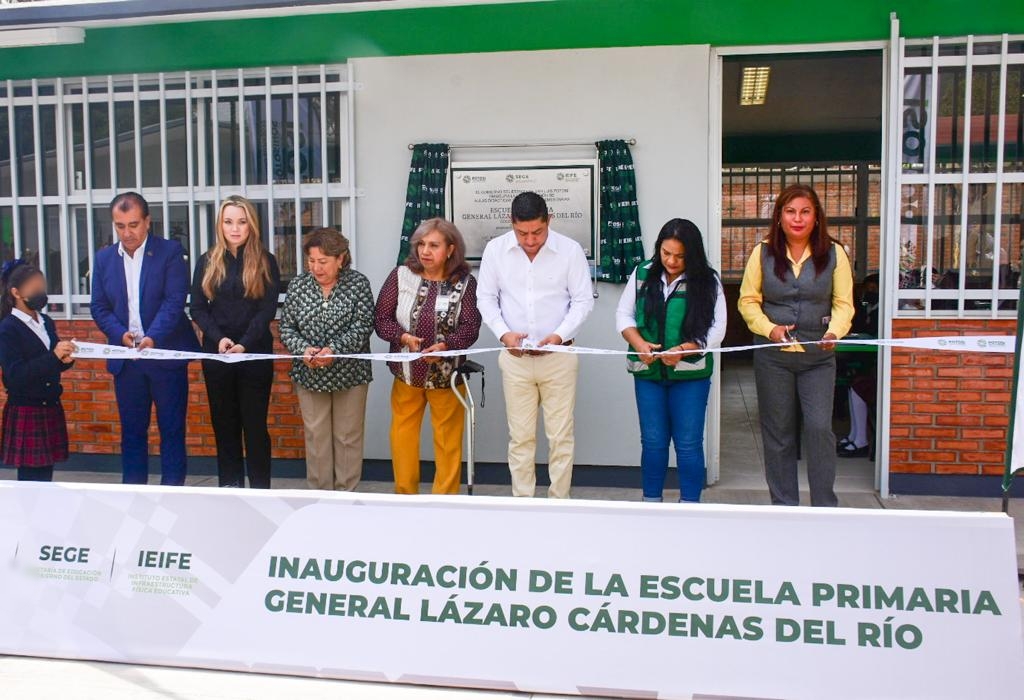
top-left (497, 350), bottom-right (579, 498)
top-left (296, 382), bottom-right (368, 491)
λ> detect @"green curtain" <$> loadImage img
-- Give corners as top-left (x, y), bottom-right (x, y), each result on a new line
top-left (397, 143), bottom-right (450, 264)
top-left (596, 139), bottom-right (644, 284)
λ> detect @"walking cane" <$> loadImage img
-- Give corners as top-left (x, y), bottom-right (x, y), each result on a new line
top-left (451, 360), bottom-right (485, 495)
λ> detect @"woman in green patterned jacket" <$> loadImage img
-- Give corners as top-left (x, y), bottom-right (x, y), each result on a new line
top-left (280, 228), bottom-right (374, 491)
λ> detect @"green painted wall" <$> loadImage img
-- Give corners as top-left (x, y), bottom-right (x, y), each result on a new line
top-left (0, 0), bottom-right (1022, 80)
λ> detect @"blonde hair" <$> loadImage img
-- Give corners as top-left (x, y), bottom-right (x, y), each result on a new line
top-left (202, 195), bottom-right (272, 300)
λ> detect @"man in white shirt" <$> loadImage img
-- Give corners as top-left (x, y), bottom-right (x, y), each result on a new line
top-left (477, 191), bottom-right (594, 498)
top-left (120, 234), bottom-right (147, 346)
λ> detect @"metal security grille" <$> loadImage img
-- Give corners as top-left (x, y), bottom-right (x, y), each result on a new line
top-left (892, 35), bottom-right (1024, 317)
top-left (0, 64), bottom-right (356, 318)
top-left (720, 162), bottom-right (881, 281)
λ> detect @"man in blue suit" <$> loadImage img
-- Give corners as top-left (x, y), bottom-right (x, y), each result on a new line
top-left (91, 192), bottom-right (200, 485)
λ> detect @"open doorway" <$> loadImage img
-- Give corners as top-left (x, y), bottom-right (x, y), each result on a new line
top-left (714, 50), bottom-right (884, 495)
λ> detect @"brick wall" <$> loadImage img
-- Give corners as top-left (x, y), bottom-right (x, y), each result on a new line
top-left (0, 319), bottom-right (308, 460)
top-left (889, 318), bottom-right (1015, 478)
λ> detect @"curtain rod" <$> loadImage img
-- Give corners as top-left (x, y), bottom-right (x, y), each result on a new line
top-left (407, 139), bottom-right (637, 150)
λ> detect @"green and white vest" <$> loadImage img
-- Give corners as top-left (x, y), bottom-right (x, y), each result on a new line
top-left (626, 262), bottom-right (714, 381)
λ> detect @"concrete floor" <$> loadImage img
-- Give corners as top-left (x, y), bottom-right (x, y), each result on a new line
top-left (1, 358), bottom-right (1020, 698)
top-left (716, 358), bottom-right (877, 495)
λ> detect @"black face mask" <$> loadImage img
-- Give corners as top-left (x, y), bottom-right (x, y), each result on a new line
top-left (24, 292), bottom-right (48, 311)
top-left (862, 291), bottom-right (879, 306)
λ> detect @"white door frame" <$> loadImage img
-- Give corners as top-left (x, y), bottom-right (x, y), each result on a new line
top-left (706, 37), bottom-right (891, 489)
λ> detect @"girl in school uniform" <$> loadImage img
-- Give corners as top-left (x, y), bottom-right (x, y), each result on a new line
top-left (0, 259), bottom-right (76, 482)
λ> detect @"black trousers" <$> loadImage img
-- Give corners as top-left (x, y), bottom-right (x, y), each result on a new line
top-left (201, 358), bottom-right (274, 488)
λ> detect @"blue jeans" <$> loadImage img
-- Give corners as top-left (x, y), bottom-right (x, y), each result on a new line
top-left (633, 377), bottom-right (711, 503)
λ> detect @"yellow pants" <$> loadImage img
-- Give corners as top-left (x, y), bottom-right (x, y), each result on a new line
top-left (390, 378), bottom-right (465, 494)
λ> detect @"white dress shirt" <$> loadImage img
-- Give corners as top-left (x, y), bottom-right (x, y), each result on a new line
top-left (11, 308), bottom-right (51, 348)
top-left (476, 229), bottom-right (595, 344)
top-left (118, 236), bottom-right (148, 342)
top-left (615, 266), bottom-right (727, 350)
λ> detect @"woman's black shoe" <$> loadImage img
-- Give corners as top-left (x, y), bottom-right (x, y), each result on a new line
top-left (838, 443), bottom-right (869, 459)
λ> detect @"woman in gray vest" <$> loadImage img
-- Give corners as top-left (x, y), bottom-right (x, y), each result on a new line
top-left (738, 184), bottom-right (855, 507)
top-left (615, 219), bottom-right (726, 503)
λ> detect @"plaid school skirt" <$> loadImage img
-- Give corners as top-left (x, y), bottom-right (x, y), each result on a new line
top-left (1, 403), bottom-right (69, 468)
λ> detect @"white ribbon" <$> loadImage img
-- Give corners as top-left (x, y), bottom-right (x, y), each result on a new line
top-left (68, 334), bottom-right (1016, 364)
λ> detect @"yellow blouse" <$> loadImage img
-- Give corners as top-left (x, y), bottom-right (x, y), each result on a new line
top-left (738, 241), bottom-right (855, 352)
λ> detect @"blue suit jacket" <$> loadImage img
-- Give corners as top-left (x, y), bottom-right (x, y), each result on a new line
top-left (90, 234), bottom-right (200, 374)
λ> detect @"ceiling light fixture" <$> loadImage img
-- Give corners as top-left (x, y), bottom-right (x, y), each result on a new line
top-left (739, 66), bottom-right (770, 106)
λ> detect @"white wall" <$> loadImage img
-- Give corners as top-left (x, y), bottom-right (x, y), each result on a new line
top-left (352, 44), bottom-right (711, 466)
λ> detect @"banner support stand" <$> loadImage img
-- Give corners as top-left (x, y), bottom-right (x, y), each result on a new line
top-left (1001, 282), bottom-right (1024, 514)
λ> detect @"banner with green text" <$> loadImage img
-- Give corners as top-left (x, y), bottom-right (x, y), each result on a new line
top-left (0, 482), bottom-right (1021, 699)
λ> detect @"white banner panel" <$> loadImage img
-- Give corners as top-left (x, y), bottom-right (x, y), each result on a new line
top-left (1, 482), bottom-right (1021, 699)
top-left (1012, 380), bottom-right (1024, 478)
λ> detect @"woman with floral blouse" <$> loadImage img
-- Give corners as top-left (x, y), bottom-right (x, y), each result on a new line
top-left (375, 218), bottom-right (481, 494)
top-left (280, 228), bottom-right (374, 491)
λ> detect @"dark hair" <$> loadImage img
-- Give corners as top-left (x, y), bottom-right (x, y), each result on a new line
top-left (641, 219), bottom-right (719, 346)
top-left (110, 191), bottom-right (150, 218)
top-left (302, 228), bottom-right (351, 269)
top-left (405, 217), bottom-right (470, 283)
top-left (0, 259), bottom-right (43, 319)
top-left (510, 191), bottom-right (549, 223)
top-left (767, 184), bottom-right (832, 282)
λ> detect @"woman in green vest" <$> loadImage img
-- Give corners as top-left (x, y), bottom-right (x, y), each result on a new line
top-left (615, 219), bottom-right (727, 502)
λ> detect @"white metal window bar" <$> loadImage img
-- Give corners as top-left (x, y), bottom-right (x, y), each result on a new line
top-left (893, 34), bottom-right (1024, 318)
top-left (0, 63), bottom-right (355, 319)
